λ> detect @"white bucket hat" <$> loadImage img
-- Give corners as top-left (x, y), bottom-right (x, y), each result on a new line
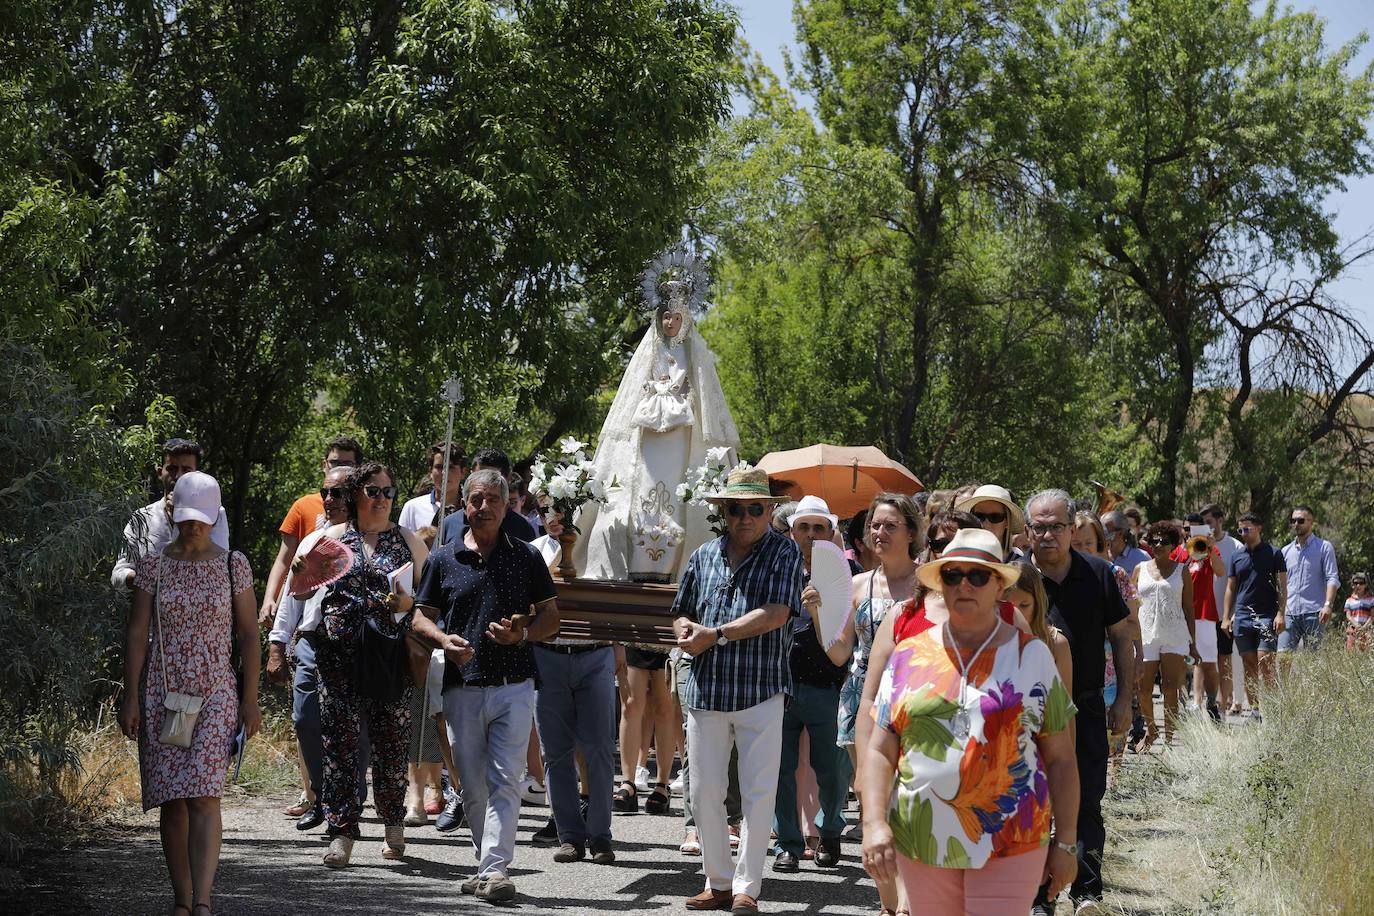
top-left (170, 471), bottom-right (221, 526)
top-left (955, 484), bottom-right (1026, 534)
top-left (916, 528), bottom-right (1021, 591)
top-left (788, 494), bottom-right (839, 530)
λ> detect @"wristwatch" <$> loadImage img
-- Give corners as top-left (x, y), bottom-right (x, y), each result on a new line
top-left (1051, 837), bottom-right (1078, 856)
top-left (715, 627), bottom-right (728, 647)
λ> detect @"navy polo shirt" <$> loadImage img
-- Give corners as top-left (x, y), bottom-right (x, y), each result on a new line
top-left (1227, 541), bottom-right (1284, 623)
top-left (415, 530), bottom-right (557, 691)
top-left (1042, 549), bottom-right (1128, 715)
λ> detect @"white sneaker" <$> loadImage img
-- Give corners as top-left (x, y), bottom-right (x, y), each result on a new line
top-left (634, 765), bottom-right (651, 792)
top-left (1073, 898), bottom-right (1109, 916)
top-left (520, 775), bottom-right (546, 806)
top-left (669, 772), bottom-right (684, 795)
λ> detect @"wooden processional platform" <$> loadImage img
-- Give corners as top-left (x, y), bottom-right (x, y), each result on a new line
top-left (552, 577), bottom-right (679, 647)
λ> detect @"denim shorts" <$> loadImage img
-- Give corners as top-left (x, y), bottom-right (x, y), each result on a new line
top-left (1234, 618), bottom-right (1277, 654)
top-left (1277, 613), bottom-right (1325, 652)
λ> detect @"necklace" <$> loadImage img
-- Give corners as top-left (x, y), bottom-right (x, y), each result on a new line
top-left (944, 620), bottom-right (1001, 742)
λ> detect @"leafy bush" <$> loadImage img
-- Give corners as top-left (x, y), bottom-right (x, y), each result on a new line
top-left (0, 331), bottom-right (141, 859)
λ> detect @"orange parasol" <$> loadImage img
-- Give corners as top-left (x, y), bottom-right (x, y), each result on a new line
top-left (756, 444), bottom-right (924, 519)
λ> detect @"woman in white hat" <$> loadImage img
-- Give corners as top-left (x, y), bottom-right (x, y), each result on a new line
top-left (860, 528), bottom-right (1080, 914)
top-left (119, 471), bottom-right (262, 916)
top-left (955, 484), bottom-right (1026, 560)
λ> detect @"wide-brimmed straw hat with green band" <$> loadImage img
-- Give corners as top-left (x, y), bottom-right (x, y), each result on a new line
top-left (704, 466), bottom-right (788, 504)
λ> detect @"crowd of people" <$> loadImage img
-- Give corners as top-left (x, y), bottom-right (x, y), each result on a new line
top-left (114, 435), bottom-right (1364, 915)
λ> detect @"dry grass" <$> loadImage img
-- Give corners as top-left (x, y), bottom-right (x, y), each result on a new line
top-left (1102, 648), bottom-right (1374, 915)
top-left (0, 705), bottom-right (299, 867)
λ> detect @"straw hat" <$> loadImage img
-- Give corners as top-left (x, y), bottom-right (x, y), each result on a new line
top-left (916, 528), bottom-right (1021, 591)
top-left (704, 466), bottom-right (787, 504)
top-left (955, 484), bottom-right (1025, 534)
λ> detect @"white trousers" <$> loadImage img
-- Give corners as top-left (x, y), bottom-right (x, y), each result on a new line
top-left (686, 692), bottom-right (784, 899)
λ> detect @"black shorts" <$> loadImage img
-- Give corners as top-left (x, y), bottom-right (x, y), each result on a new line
top-left (1215, 622), bottom-right (1234, 656)
top-left (625, 646), bottom-right (669, 670)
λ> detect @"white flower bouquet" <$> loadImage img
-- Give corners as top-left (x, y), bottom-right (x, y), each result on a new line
top-left (527, 437), bottom-right (612, 534)
top-left (676, 448), bottom-right (739, 537)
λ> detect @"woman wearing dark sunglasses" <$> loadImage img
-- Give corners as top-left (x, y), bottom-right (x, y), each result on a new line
top-left (860, 527), bottom-right (1080, 914)
top-left (1131, 521), bottom-right (1196, 749)
top-left (314, 462), bottom-right (430, 866)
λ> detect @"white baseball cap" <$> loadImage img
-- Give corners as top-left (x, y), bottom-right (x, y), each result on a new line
top-left (171, 471), bottom-right (221, 526)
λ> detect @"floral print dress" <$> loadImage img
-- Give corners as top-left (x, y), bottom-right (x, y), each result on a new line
top-left (872, 627), bottom-right (1076, 868)
top-left (134, 550), bottom-right (252, 810)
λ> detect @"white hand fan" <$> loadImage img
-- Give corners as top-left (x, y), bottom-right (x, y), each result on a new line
top-left (808, 540), bottom-right (853, 650)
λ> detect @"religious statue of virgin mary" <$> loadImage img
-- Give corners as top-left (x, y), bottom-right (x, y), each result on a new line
top-left (572, 244), bottom-right (740, 583)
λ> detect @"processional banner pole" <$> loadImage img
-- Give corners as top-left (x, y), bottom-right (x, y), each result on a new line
top-left (435, 375), bottom-right (463, 550)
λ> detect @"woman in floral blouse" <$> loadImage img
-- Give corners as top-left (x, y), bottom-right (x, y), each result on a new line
top-left (860, 528), bottom-right (1080, 914)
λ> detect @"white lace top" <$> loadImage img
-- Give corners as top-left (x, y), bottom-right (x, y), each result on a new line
top-left (1137, 560), bottom-right (1190, 647)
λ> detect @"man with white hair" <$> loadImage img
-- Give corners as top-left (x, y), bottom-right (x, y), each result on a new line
top-left (771, 495), bottom-right (852, 874)
top-left (1027, 489), bottom-right (1134, 916)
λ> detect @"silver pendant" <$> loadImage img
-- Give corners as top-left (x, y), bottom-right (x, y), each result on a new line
top-left (951, 708), bottom-right (971, 742)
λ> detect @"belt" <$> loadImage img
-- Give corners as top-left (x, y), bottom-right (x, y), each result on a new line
top-left (537, 642), bottom-right (611, 655)
top-left (462, 675), bottom-right (533, 688)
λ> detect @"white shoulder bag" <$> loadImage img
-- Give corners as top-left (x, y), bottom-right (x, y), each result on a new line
top-left (155, 554), bottom-right (204, 747)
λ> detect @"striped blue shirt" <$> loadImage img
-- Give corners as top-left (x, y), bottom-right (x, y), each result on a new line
top-left (673, 528), bottom-right (804, 712)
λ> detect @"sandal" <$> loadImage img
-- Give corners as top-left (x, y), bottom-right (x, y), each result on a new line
top-left (612, 781), bottom-right (638, 813)
top-left (323, 834), bottom-right (355, 868)
top-left (284, 791), bottom-right (311, 818)
top-left (644, 783), bottom-right (670, 815)
top-left (679, 829), bottom-right (701, 856)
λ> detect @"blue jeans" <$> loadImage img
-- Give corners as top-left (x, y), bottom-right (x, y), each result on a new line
top-left (291, 635), bottom-right (369, 804)
top-left (444, 680), bottom-right (536, 879)
top-left (1278, 613), bottom-right (1325, 651)
top-left (772, 684), bottom-right (851, 855)
top-left (533, 645), bottom-right (616, 844)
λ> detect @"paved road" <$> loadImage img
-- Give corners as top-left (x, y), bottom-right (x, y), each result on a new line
top-left (22, 791), bottom-right (892, 915)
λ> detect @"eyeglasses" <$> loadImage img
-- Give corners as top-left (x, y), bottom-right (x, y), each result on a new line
top-left (973, 510), bottom-right (1007, 525)
top-left (362, 485), bottom-right (396, 500)
top-left (725, 503), bottom-right (767, 518)
top-left (929, 537), bottom-right (951, 554)
top-left (319, 487), bottom-right (347, 500)
top-left (1029, 522), bottom-right (1070, 536)
top-left (938, 566), bottom-right (995, 588)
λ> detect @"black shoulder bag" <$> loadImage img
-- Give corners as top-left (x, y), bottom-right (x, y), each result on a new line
top-left (354, 546), bottom-right (409, 702)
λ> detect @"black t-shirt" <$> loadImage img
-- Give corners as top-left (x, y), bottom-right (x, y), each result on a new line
top-left (439, 507), bottom-right (538, 546)
top-left (415, 530), bottom-right (557, 690)
top-left (1043, 549), bottom-right (1128, 716)
top-left (788, 562), bottom-right (860, 691)
top-left (1227, 541), bottom-right (1284, 622)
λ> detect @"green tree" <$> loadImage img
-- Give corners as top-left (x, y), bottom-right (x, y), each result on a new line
top-left (4, 0), bottom-right (737, 553)
top-left (1035, 0), bottom-right (1374, 515)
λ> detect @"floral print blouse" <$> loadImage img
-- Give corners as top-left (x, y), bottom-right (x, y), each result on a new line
top-left (873, 628), bottom-right (1076, 869)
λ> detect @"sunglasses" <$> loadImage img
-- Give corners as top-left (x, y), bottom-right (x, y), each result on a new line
top-left (725, 503), bottom-right (767, 518)
top-left (973, 510), bottom-right (1007, 525)
top-left (939, 566), bottom-right (995, 588)
top-left (362, 485), bottom-right (397, 500)
top-left (1290, 518), bottom-right (1309, 525)
top-left (319, 486), bottom-right (347, 500)
top-left (326, 457), bottom-right (355, 469)
top-left (1353, 580), bottom-right (1368, 587)
top-left (1145, 537), bottom-right (1177, 547)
